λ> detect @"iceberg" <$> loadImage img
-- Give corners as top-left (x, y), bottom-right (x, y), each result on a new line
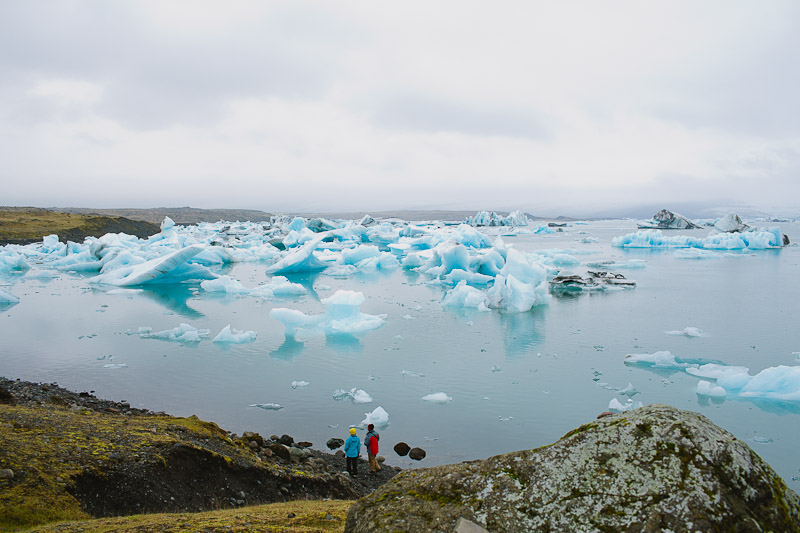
top-left (201, 275), bottom-right (250, 295)
top-left (466, 210), bottom-right (528, 227)
top-left (332, 388), bottom-right (373, 404)
top-left (624, 351), bottom-right (700, 369)
top-left (252, 276), bottom-right (307, 297)
top-left (638, 209), bottom-right (700, 230)
top-left (441, 281), bottom-right (489, 310)
top-left (212, 325), bottom-right (257, 344)
top-left (291, 380), bottom-right (309, 389)
top-left (613, 228), bottom-right (785, 249)
top-left (666, 327), bottom-right (704, 337)
top-left (696, 380), bottom-right (727, 397)
top-left (91, 245), bottom-right (213, 286)
top-left (0, 251), bottom-right (30, 273)
top-left (0, 287), bottom-right (20, 304)
top-left (608, 398), bottom-right (643, 412)
top-left (359, 406), bottom-right (389, 429)
top-left (713, 213), bottom-right (750, 233)
top-left (421, 392), bottom-right (452, 403)
top-left (341, 245), bottom-right (381, 265)
top-left (270, 289), bottom-right (385, 337)
top-left (140, 323), bottom-right (210, 343)
top-left (265, 236), bottom-right (329, 274)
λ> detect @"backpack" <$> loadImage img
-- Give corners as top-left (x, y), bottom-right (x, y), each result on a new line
top-left (368, 433), bottom-right (379, 455)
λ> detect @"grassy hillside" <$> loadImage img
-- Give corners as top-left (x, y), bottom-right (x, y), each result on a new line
top-left (0, 207), bottom-right (160, 245)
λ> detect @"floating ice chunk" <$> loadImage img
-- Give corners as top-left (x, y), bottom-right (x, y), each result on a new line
top-left (92, 245), bottom-right (210, 286)
top-left (332, 388), bottom-right (373, 403)
top-left (342, 245), bottom-right (381, 264)
top-left (402, 253), bottom-right (424, 269)
top-left (360, 406), bottom-right (389, 429)
top-left (751, 435), bottom-right (773, 444)
top-left (270, 290), bottom-right (386, 337)
top-left (141, 323), bottom-right (210, 343)
top-left (0, 251), bottom-right (30, 273)
top-left (441, 281), bottom-right (489, 310)
top-left (613, 228), bottom-right (784, 249)
top-left (103, 363), bottom-right (128, 369)
top-left (674, 249), bottom-right (722, 259)
top-left (160, 216), bottom-right (176, 231)
top-left (283, 227), bottom-right (317, 249)
top-left (608, 398), bottom-right (642, 412)
top-left (106, 288), bottom-right (143, 295)
top-left (624, 351), bottom-right (699, 369)
top-left (585, 259), bottom-right (646, 269)
top-left (24, 268), bottom-right (59, 279)
top-left (498, 416), bottom-right (514, 422)
top-left (422, 392), bottom-right (452, 403)
top-left (739, 365), bottom-right (800, 401)
top-left (714, 213), bottom-right (750, 233)
top-left (265, 236), bottom-right (329, 274)
top-left (491, 365), bottom-right (502, 373)
top-left (256, 276), bottom-right (307, 297)
top-left (213, 325), bottom-right (257, 344)
top-left (618, 383), bottom-right (640, 397)
top-left (486, 274), bottom-right (546, 313)
top-left (443, 269), bottom-right (494, 286)
top-left (0, 287), bottom-right (19, 303)
top-left (400, 370), bottom-right (426, 378)
top-left (201, 275), bottom-right (250, 295)
top-left (696, 380), bottom-right (727, 397)
top-left (580, 237), bottom-right (599, 244)
top-left (666, 327), bottom-right (704, 337)
top-left (291, 381), bottom-right (309, 389)
top-left (250, 403), bottom-right (283, 410)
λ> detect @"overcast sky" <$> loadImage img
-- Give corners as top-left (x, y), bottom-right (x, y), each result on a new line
top-left (2, 1), bottom-right (799, 216)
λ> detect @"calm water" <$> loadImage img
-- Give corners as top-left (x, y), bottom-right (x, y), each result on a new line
top-left (1, 219), bottom-right (799, 483)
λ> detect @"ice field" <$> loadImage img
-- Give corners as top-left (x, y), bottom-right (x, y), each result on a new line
top-left (1, 214), bottom-right (799, 483)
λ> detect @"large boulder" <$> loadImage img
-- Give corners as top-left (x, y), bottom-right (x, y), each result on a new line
top-left (345, 404), bottom-right (800, 532)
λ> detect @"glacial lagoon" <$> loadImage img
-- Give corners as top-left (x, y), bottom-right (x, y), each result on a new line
top-left (1, 217), bottom-right (799, 484)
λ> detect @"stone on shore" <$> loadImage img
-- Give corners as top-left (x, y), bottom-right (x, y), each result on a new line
top-left (327, 438), bottom-right (344, 450)
top-left (393, 442), bottom-right (410, 456)
top-left (345, 404), bottom-right (800, 532)
top-left (408, 447), bottom-right (426, 461)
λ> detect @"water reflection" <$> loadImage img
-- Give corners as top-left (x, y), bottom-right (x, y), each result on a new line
top-left (498, 307), bottom-right (545, 358)
top-left (282, 272), bottom-right (323, 301)
top-left (135, 285), bottom-right (204, 319)
top-left (325, 334), bottom-right (363, 356)
top-left (270, 336), bottom-right (305, 361)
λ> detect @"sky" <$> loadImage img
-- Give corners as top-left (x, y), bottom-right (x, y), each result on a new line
top-left (1, 1), bottom-right (799, 217)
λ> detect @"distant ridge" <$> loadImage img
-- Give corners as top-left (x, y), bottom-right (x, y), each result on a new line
top-left (287, 210), bottom-right (566, 222)
top-left (53, 207), bottom-right (274, 225)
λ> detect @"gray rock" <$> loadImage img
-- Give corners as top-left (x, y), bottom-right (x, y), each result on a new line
top-left (279, 434), bottom-right (294, 446)
top-left (297, 441), bottom-right (312, 448)
top-left (408, 447), bottom-right (426, 461)
top-left (0, 469), bottom-right (13, 480)
top-left (268, 442), bottom-right (290, 461)
top-left (454, 517), bottom-right (489, 533)
top-left (345, 405), bottom-right (800, 532)
top-left (289, 446), bottom-right (306, 463)
top-left (327, 438), bottom-right (344, 450)
top-left (393, 442), bottom-right (410, 456)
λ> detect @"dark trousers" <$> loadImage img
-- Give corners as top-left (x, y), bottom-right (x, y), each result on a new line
top-left (346, 456), bottom-right (358, 475)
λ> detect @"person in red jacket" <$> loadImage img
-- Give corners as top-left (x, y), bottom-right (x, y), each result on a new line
top-left (364, 423), bottom-right (381, 473)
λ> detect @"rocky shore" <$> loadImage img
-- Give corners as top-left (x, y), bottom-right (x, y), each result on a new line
top-left (0, 377), bottom-right (397, 530)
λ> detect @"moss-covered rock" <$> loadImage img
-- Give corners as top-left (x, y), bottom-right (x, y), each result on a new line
top-left (345, 404), bottom-right (800, 532)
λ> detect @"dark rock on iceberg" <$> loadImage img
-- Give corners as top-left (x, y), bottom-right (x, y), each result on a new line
top-left (639, 209), bottom-right (700, 230)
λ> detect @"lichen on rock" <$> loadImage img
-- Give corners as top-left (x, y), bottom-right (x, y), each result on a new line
top-left (345, 404), bottom-right (800, 532)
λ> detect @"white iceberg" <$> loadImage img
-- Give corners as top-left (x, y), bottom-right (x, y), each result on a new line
top-left (696, 380), bottom-right (727, 397)
top-left (270, 290), bottom-right (385, 337)
top-left (0, 287), bottom-right (20, 304)
top-left (332, 388), bottom-right (373, 403)
top-left (422, 392), bottom-right (452, 404)
top-left (140, 323), bottom-right (210, 343)
top-left (441, 281), bottom-right (489, 310)
top-left (666, 327), bottom-right (704, 337)
top-left (92, 245), bottom-right (214, 286)
top-left (291, 380), bottom-right (309, 389)
top-left (608, 397), bottom-right (642, 412)
top-left (212, 325), bottom-right (257, 344)
top-left (201, 275), bottom-right (250, 295)
top-left (265, 236), bottom-right (330, 274)
top-left (360, 406), bottom-right (389, 429)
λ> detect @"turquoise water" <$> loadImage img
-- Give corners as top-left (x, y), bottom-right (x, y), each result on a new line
top-left (1, 219), bottom-right (799, 483)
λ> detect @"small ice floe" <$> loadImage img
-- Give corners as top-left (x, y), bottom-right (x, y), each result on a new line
top-left (751, 436), bottom-right (774, 444)
top-left (666, 327), bottom-right (704, 337)
top-left (140, 323), bottom-right (210, 343)
top-left (402, 314), bottom-right (415, 320)
top-left (333, 388), bottom-right (373, 403)
top-left (793, 352), bottom-right (800, 362)
top-left (393, 335), bottom-right (403, 340)
top-left (608, 398), bottom-right (643, 412)
top-left (360, 406), bottom-right (389, 429)
top-left (696, 380), bottom-right (726, 398)
top-left (291, 380), bottom-right (310, 389)
top-left (107, 288), bottom-right (143, 295)
top-left (424, 436), bottom-right (439, 442)
top-left (400, 370), bottom-right (425, 378)
top-left (482, 396), bottom-right (492, 400)
top-left (498, 416), bottom-right (514, 422)
top-left (212, 325), bottom-right (257, 344)
top-left (421, 392), bottom-right (452, 404)
top-left (103, 363), bottom-right (128, 369)
top-left (586, 259), bottom-right (647, 270)
top-left (0, 287), bottom-right (20, 304)
top-left (250, 403), bottom-right (283, 411)
top-left (550, 270), bottom-right (635, 293)
top-left (125, 326), bottom-right (152, 336)
top-left (602, 382), bottom-right (641, 397)
top-left (490, 365), bottom-right (502, 373)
